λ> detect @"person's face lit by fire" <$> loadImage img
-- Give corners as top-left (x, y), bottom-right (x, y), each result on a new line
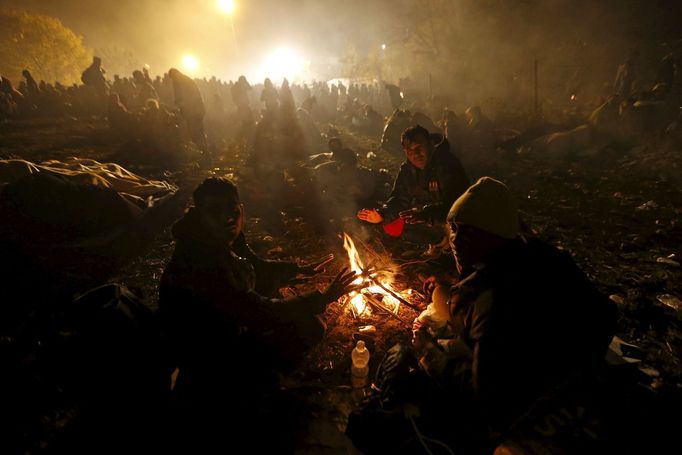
top-left (403, 135), bottom-right (433, 170)
top-left (198, 193), bottom-right (244, 247)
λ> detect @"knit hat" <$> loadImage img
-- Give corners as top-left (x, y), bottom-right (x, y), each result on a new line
top-left (447, 177), bottom-right (519, 239)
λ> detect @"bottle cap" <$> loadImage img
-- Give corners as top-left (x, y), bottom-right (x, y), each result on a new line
top-left (356, 340), bottom-right (366, 351)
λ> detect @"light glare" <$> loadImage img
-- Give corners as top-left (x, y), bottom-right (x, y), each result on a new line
top-left (217, 0), bottom-right (236, 14)
top-left (182, 54), bottom-right (199, 72)
top-left (257, 47), bottom-right (308, 83)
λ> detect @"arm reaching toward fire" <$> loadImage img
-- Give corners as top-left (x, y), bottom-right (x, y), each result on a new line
top-left (321, 267), bottom-right (365, 301)
top-left (357, 208), bottom-right (384, 224)
top-left (296, 253), bottom-right (335, 276)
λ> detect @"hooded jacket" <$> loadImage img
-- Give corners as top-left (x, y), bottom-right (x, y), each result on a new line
top-left (159, 208), bottom-right (326, 390)
top-left (425, 237), bottom-right (616, 428)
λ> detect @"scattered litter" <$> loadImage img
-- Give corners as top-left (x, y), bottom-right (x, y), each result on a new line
top-left (635, 200), bottom-right (658, 211)
top-left (358, 325), bottom-right (376, 333)
top-left (280, 287), bottom-right (298, 299)
top-left (656, 255), bottom-right (680, 267)
top-left (606, 336), bottom-right (643, 365)
top-left (366, 152), bottom-right (377, 160)
top-left (639, 367), bottom-right (660, 378)
top-left (609, 294), bottom-right (625, 305)
top-left (267, 245), bottom-right (284, 255)
top-left (656, 294), bottom-right (682, 311)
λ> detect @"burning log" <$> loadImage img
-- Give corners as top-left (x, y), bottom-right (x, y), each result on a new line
top-left (367, 275), bottom-right (421, 313)
top-left (341, 232), bottom-right (420, 319)
top-left (364, 293), bottom-right (411, 324)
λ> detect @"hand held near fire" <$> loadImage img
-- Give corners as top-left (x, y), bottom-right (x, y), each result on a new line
top-left (421, 275), bottom-right (439, 297)
top-left (399, 207), bottom-right (426, 224)
top-left (297, 253), bottom-right (335, 276)
top-left (357, 208), bottom-right (383, 224)
top-left (322, 267), bottom-right (366, 302)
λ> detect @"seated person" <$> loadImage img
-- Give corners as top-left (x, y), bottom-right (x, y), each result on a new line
top-left (347, 177), bottom-right (616, 454)
top-left (306, 137), bottom-right (343, 166)
top-left (312, 145), bottom-right (391, 213)
top-left (357, 125), bottom-right (469, 246)
top-left (464, 105), bottom-right (496, 155)
top-left (351, 104), bottom-right (384, 135)
top-left (159, 177), bottom-right (358, 449)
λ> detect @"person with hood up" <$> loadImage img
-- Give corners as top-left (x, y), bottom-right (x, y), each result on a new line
top-left (159, 177), bottom-right (361, 450)
top-left (159, 177), bottom-right (358, 401)
top-left (348, 177), bottom-right (616, 454)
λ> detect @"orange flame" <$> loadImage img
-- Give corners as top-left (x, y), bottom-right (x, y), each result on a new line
top-left (342, 232), bottom-right (404, 316)
top-left (343, 233), bottom-right (365, 279)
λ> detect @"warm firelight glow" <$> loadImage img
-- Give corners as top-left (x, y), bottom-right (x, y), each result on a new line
top-left (182, 54), bottom-right (199, 72)
top-left (342, 232), bottom-right (405, 317)
top-left (217, 0), bottom-right (236, 14)
top-left (343, 233), bottom-right (365, 282)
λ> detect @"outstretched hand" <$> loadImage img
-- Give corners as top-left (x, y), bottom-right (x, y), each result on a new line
top-left (322, 267), bottom-right (365, 302)
top-left (399, 208), bottom-right (427, 225)
top-left (297, 254), bottom-right (335, 276)
top-left (357, 208), bottom-right (383, 224)
top-left (421, 275), bottom-right (439, 297)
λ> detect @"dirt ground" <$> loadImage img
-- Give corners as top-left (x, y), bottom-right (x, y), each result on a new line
top-left (1, 116), bottom-right (680, 453)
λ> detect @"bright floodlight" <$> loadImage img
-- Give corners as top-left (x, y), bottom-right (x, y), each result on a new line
top-left (258, 47), bottom-right (307, 82)
top-left (217, 0), bottom-right (236, 14)
top-left (182, 54), bottom-right (199, 72)
top-left (381, 43), bottom-right (386, 50)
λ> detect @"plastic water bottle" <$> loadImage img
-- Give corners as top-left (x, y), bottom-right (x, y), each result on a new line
top-left (351, 340), bottom-right (370, 388)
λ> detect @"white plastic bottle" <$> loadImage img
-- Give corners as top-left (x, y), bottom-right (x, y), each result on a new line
top-left (351, 340), bottom-right (370, 388)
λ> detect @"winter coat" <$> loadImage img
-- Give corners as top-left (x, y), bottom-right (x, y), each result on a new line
top-left (431, 237), bottom-right (616, 428)
top-left (158, 208), bottom-right (325, 395)
top-left (379, 136), bottom-right (469, 224)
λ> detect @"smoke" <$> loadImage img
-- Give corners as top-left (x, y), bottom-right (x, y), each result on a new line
top-left (1, 0), bottom-right (679, 111)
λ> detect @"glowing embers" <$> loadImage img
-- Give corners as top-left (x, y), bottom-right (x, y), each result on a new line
top-left (341, 232), bottom-right (411, 318)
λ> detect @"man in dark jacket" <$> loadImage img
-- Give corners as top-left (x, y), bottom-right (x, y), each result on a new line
top-left (159, 177), bottom-right (357, 450)
top-left (348, 177), bottom-right (616, 454)
top-left (357, 124), bottom-right (469, 244)
top-left (417, 178), bottom-right (616, 426)
top-left (160, 177), bottom-right (355, 393)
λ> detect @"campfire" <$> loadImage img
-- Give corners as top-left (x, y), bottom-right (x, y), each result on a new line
top-left (341, 232), bottom-right (417, 319)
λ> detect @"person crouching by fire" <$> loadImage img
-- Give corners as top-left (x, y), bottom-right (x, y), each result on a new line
top-left (347, 177), bottom-right (616, 454)
top-left (357, 124), bottom-right (470, 256)
top-left (159, 177), bottom-right (361, 452)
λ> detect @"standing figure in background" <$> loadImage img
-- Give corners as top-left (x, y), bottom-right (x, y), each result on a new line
top-left (385, 83), bottom-right (403, 110)
top-left (231, 75), bottom-right (254, 136)
top-left (21, 70), bottom-right (40, 97)
top-left (132, 70), bottom-right (159, 110)
top-left (260, 78), bottom-right (279, 114)
top-left (81, 56), bottom-right (107, 98)
top-left (168, 68), bottom-right (207, 151)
